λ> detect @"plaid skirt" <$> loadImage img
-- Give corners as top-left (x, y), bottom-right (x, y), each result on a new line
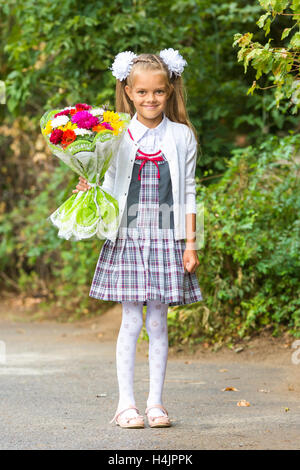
top-left (89, 149), bottom-right (203, 307)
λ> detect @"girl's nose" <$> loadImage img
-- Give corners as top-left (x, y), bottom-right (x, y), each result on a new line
top-left (146, 93), bottom-right (156, 102)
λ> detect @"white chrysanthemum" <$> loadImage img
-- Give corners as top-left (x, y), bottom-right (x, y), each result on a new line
top-left (51, 115), bottom-right (69, 128)
top-left (61, 106), bottom-right (75, 112)
top-left (110, 51), bottom-right (138, 81)
top-left (159, 48), bottom-right (187, 78)
top-left (74, 128), bottom-right (93, 136)
top-left (90, 107), bottom-right (104, 117)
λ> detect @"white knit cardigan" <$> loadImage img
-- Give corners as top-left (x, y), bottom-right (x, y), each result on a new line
top-left (101, 115), bottom-right (198, 243)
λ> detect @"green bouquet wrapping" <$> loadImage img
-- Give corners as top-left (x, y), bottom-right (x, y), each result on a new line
top-left (40, 104), bottom-right (130, 241)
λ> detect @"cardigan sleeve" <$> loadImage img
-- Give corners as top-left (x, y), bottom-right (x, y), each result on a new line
top-left (184, 127), bottom-right (198, 214)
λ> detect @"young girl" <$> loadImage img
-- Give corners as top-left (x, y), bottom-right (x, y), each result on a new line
top-left (73, 49), bottom-right (203, 428)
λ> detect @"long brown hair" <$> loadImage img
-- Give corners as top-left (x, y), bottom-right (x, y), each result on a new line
top-left (115, 53), bottom-right (198, 143)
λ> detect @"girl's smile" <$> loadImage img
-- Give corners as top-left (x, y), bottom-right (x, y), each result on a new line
top-left (125, 70), bottom-right (172, 128)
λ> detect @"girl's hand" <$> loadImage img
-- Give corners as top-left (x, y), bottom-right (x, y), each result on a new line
top-left (72, 176), bottom-right (92, 194)
top-left (183, 249), bottom-right (200, 274)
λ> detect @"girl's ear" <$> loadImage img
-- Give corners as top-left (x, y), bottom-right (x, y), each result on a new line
top-left (125, 85), bottom-right (133, 102)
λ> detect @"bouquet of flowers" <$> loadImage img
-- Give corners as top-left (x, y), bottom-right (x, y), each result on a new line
top-left (40, 103), bottom-right (130, 241)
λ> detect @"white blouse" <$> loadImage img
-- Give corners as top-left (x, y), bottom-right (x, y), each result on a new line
top-left (129, 112), bottom-right (167, 153)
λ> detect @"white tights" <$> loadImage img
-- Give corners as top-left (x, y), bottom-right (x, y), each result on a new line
top-left (116, 300), bottom-right (169, 418)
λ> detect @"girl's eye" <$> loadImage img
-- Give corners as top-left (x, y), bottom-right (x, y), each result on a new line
top-left (137, 90), bottom-right (165, 95)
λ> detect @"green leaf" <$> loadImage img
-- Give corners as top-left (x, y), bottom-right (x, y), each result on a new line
top-left (257, 12), bottom-right (270, 28)
top-left (289, 31), bottom-right (300, 48)
top-left (281, 28), bottom-right (292, 40)
top-left (247, 81), bottom-right (257, 96)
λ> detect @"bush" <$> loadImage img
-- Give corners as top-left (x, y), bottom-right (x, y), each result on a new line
top-left (167, 132), bottom-right (300, 347)
top-left (0, 161), bottom-right (114, 318)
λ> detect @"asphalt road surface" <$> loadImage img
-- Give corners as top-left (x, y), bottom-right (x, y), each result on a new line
top-left (0, 316), bottom-right (299, 450)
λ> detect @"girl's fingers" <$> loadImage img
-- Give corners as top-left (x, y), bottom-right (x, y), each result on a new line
top-left (73, 185), bottom-right (87, 193)
top-left (184, 261), bottom-right (199, 274)
top-left (72, 180), bottom-right (92, 194)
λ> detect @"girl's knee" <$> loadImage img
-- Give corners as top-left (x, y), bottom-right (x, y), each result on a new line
top-left (132, 314), bottom-right (144, 333)
top-left (121, 304), bottom-right (144, 335)
top-left (145, 313), bottom-right (167, 339)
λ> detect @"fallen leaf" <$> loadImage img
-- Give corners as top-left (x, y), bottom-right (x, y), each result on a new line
top-left (285, 407), bottom-right (290, 412)
top-left (222, 387), bottom-right (239, 392)
top-left (219, 369), bottom-right (228, 373)
top-left (234, 346), bottom-right (244, 353)
top-left (237, 399), bottom-right (250, 407)
top-left (258, 389), bottom-right (270, 393)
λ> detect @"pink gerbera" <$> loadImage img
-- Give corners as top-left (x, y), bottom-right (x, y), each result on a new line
top-left (100, 122), bottom-right (114, 130)
top-left (71, 110), bottom-right (100, 129)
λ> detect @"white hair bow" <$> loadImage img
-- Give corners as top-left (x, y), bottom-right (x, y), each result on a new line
top-left (110, 48), bottom-right (187, 81)
top-left (159, 48), bottom-right (187, 78)
top-left (110, 51), bottom-right (138, 81)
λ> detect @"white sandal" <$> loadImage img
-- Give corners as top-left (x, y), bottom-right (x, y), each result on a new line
top-left (145, 404), bottom-right (171, 428)
top-left (110, 405), bottom-right (145, 429)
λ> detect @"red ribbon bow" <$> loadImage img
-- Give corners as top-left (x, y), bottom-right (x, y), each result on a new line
top-left (136, 155), bottom-right (164, 180)
top-left (127, 129), bottom-right (164, 180)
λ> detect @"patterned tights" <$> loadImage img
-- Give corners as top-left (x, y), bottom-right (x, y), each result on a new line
top-left (116, 300), bottom-right (169, 418)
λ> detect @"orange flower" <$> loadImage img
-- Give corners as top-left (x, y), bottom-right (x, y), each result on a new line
top-left (61, 129), bottom-right (76, 148)
top-left (92, 124), bottom-right (103, 132)
top-left (92, 123), bottom-right (111, 133)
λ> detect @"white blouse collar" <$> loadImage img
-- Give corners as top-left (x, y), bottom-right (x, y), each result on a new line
top-left (129, 112), bottom-right (167, 143)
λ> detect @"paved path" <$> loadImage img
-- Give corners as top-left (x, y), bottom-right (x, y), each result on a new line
top-left (0, 318), bottom-right (299, 450)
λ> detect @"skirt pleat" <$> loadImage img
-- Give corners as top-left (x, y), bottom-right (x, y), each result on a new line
top-left (89, 229), bottom-right (203, 306)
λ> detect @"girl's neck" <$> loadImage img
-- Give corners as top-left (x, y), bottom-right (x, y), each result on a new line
top-left (136, 112), bottom-right (164, 129)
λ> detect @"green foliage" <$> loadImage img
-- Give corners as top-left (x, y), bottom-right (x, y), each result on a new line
top-left (0, 1), bottom-right (299, 341)
top-left (168, 132), bottom-right (300, 346)
top-left (1, 0), bottom-right (299, 174)
top-left (1, 132), bottom-right (298, 340)
top-left (233, 0), bottom-right (300, 112)
top-left (0, 161), bottom-right (114, 318)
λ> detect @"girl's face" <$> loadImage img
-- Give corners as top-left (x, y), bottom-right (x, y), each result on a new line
top-left (125, 70), bottom-right (172, 127)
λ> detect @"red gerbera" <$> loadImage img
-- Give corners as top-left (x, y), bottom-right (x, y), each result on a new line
top-left (61, 129), bottom-right (76, 148)
top-left (54, 108), bottom-right (75, 118)
top-left (50, 128), bottom-right (63, 144)
top-left (75, 103), bottom-right (92, 112)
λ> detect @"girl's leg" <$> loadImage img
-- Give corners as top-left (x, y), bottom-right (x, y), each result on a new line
top-left (116, 300), bottom-right (144, 418)
top-left (145, 299), bottom-right (169, 417)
